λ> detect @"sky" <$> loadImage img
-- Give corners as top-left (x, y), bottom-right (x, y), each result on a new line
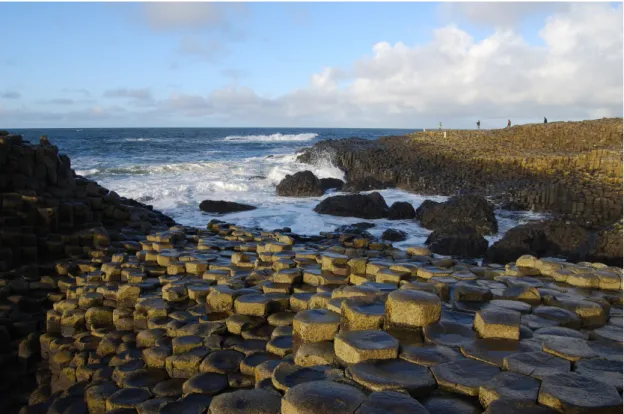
top-left (0, 1), bottom-right (622, 129)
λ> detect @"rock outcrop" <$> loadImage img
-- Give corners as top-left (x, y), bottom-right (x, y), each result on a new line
top-left (485, 219), bottom-right (623, 266)
top-left (319, 178), bottom-right (344, 192)
top-left (297, 118), bottom-right (623, 228)
top-left (313, 192), bottom-right (389, 219)
top-left (199, 200), bottom-right (257, 214)
top-left (276, 171), bottom-right (325, 197)
top-left (416, 194), bottom-right (498, 235)
top-left (343, 176), bottom-right (389, 193)
top-left (387, 201), bottom-right (416, 220)
top-left (0, 132), bottom-right (175, 412)
top-left (425, 224), bottom-right (489, 258)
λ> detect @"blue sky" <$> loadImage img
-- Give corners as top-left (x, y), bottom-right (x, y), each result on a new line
top-left (0, 2), bottom-right (622, 128)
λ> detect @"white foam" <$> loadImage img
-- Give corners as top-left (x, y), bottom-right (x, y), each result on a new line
top-left (222, 133), bottom-right (318, 142)
top-left (84, 148), bottom-right (546, 252)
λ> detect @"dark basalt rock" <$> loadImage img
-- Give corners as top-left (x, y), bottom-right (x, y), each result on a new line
top-left (276, 171), bottom-right (325, 197)
top-left (199, 200), bottom-right (257, 214)
top-left (343, 176), bottom-right (390, 192)
top-left (416, 194), bottom-right (498, 235)
top-left (381, 229), bottom-right (407, 242)
top-left (314, 192), bottom-right (389, 219)
top-left (426, 224), bottom-right (489, 258)
top-left (484, 219), bottom-right (623, 265)
top-left (387, 201), bottom-right (416, 220)
top-left (319, 178), bottom-right (344, 192)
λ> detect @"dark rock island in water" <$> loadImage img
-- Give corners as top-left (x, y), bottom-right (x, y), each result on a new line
top-left (0, 121), bottom-right (622, 414)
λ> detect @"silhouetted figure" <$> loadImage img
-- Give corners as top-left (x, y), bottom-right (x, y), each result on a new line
top-left (544, 117), bottom-right (548, 124)
top-left (477, 120), bottom-right (481, 130)
top-left (439, 122), bottom-right (442, 130)
top-left (507, 119), bottom-right (511, 128)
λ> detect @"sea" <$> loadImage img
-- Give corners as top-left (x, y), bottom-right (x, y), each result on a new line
top-left (10, 128), bottom-right (545, 249)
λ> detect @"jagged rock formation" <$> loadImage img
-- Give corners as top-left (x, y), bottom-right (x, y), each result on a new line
top-left (297, 118), bottom-right (623, 228)
top-left (0, 132), bottom-right (174, 412)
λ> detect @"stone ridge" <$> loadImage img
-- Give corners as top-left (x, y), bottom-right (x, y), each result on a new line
top-left (297, 118), bottom-right (623, 228)
top-left (0, 132), bottom-right (175, 412)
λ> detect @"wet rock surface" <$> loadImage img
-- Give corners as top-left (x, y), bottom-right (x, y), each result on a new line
top-left (313, 192), bottom-right (389, 219)
top-left (276, 171), bottom-right (325, 197)
top-left (199, 200), bottom-right (257, 214)
top-left (2, 131), bottom-right (623, 413)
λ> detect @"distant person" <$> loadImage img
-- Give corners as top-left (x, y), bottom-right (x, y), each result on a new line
top-left (507, 119), bottom-right (511, 128)
top-left (477, 120), bottom-right (481, 130)
top-left (439, 122), bottom-right (442, 130)
top-left (544, 117), bottom-right (548, 124)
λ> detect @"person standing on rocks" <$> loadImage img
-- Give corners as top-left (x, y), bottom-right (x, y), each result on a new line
top-left (439, 122), bottom-right (442, 130)
top-left (477, 120), bottom-right (481, 130)
top-left (507, 119), bottom-right (511, 128)
top-left (544, 117), bottom-right (548, 124)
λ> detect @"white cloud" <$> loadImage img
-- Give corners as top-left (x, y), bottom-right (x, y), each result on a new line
top-left (103, 88), bottom-right (153, 101)
top-left (140, 2), bottom-right (247, 32)
top-left (5, 3), bottom-right (622, 128)
top-left (440, 2), bottom-right (569, 28)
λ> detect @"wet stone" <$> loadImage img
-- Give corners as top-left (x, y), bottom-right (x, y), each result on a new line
top-left (479, 371), bottom-right (541, 408)
top-left (334, 329), bottom-right (399, 365)
top-left (542, 336), bottom-right (598, 361)
top-left (574, 358), bottom-right (623, 392)
top-left (182, 372), bottom-right (228, 395)
top-left (106, 388), bottom-right (152, 411)
top-left (482, 399), bottom-right (558, 414)
top-left (208, 388), bottom-right (282, 414)
top-left (355, 390), bottom-right (430, 414)
top-left (399, 343), bottom-right (463, 367)
top-left (200, 349), bottom-right (244, 374)
top-left (281, 380), bottom-right (367, 414)
top-left (460, 338), bottom-right (538, 367)
top-left (152, 378), bottom-right (184, 398)
top-left (424, 321), bottom-right (477, 348)
top-left (538, 372), bottom-right (623, 413)
top-left (420, 393), bottom-right (482, 414)
top-left (431, 359), bottom-right (501, 397)
top-left (503, 351), bottom-right (571, 379)
top-left (347, 359), bottom-right (436, 397)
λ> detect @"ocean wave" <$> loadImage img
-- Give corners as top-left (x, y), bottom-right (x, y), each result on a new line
top-left (222, 133), bottom-right (318, 143)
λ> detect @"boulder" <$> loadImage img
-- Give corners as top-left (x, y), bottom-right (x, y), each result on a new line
top-left (314, 192), bottom-right (389, 219)
top-left (387, 202), bottom-right (416, 220)
top-left (199, 200), bottom-right (256, 214)
top-left (319, 178), bottom-right (344, 192)
top-left (343, 176), bottom-right (389, 192)
top-left (416, 194), bottom-right (498, 235)
top-left (426, 225), bottom-right (489, 258)
top-left (335, 223), bottom-right (375, 236)
top-left (484, 220), bottom-right (602, 264)
top-left (276, 171), bottom-right (325, 197)
top-left (381, 229), bottom-right (407, 242)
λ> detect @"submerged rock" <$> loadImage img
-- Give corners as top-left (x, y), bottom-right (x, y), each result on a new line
top-left (199, 200), bottom-right (257, 214)
top-left (313, 192), bottom-right (389, 219)
top-left (381, 229), bottom-right (407, 242)
top-left (319, 178), bottom-right (344, 192)
top-left (276, 171), bottom-right (325, 197)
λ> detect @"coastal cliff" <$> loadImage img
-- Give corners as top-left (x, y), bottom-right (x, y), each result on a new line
top-left (297, 118), bottom-right (623, 229)
top-left (0, 131), bottom-right (174, 411)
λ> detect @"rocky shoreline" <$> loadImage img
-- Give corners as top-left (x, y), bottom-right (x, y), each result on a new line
top-left (296, 118), bottom-right (623, 229)
top-left (1, 130), bottom-right (622, 413)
